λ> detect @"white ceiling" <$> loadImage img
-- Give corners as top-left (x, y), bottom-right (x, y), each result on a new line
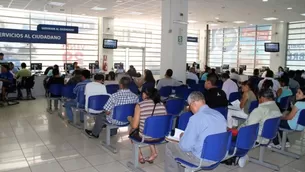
top-left (1, 0), bottom-right (305, 28)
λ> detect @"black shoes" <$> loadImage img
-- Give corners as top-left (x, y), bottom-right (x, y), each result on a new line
top-left (85, 129), bottom-right (99, 138)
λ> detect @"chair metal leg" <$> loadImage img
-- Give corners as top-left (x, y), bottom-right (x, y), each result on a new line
top-left (270, 132), bottom-right (300, 159)
top-left (127, 143), bottom-right (146, 172)
top-left (58, 100), bottom-right (64, 119)
top-left (250, 146), bottom-right (280, 171)
top-left (101, 126), bottom-right (117, 154)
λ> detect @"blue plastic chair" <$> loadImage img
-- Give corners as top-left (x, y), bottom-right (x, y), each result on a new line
top-left (279, 96), bottom-right (291, 112)
top-left (249, 101), bottom-right (259, 114)
top-left (273, 109), bottom-right (305, 159)
top-left (106, 84), bottom-right (119, 94)
top-left (216, 80), bottom-right (223, 89)
top-left (173, 85), bottom-right (188, 99)
top-left (129, 82), bottom-right (139, 95)
top-left (229, 123), bottom-right (259, 157)
top-left (249, 117), bottom-right (281, 171)
top-left (59, 84), bottom-right (76, 119)
top-left (177, 111), bottom-right (193, 130)
top-left (186, 79), bottom-right (197, 87)
top-left (102, 103), bottom-right (136, 153)
top-left (166, 98), bottom-right (185, 116)
top-left (159, 86), bottom-right (173, 98)
top-left (175, 131), bottom-right (232, 171)
top-left (127, 115), bottom-right (173, 171)
top-left (47, 84), bottom-right (63, 112)
top-left (213, 107), bottom-right (228, 120)
top-left (229, 92), bottom-right (241, 102)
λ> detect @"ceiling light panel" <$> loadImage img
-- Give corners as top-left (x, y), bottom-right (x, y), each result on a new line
top-left (91, 6), bottom-right (107, 11)
top-left (48, 2), bottom-right (66, 7)
top-left (188, 20), bottom-right (198, 23)
top-left (233, 21), bottom-right (246, 24)
top-left (263, 17), bottom-right (278, 21)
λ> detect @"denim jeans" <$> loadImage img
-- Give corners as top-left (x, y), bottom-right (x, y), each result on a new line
top-left (64, 99), bottom-right (84, 121)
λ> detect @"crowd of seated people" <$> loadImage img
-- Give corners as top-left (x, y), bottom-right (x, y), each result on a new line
top-left (39, 63), bottom-right (305, 171)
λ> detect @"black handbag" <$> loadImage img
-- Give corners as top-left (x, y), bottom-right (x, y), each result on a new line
top-left (129, 103), bottom-right (157, 137)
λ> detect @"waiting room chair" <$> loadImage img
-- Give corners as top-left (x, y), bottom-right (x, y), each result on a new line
top-left (159, 86), bottom-right (173, 99)
top-left (19, 75), bottom-right (35, 100)
top-left (213, 107), bottom-right (228, 120)
top-left (127, 115), bottom-right (173, 172)
top-left (279, 96), bottom-right (292, 112)
top-left (229, 124), bottom-right (259, 159)
top-left (129, 82), bottom-right (139, 95)
top-left (106, 84), bottom-right (119, 94)
top-left (59, 84), bottom-right (76, 119)
top-left (271, 109), bottom-right (305, 159)
top-left (5, 79), bottom-right (19, 106)
top-left (175, 131), bottom-right (232, 172)
top-left (84, 95), bottom-right (110, 131)
top-left (141, 82), bottom-right (155, 92)
top-left (186, 79), bottom-right (197, 88)
top-left (102, 103), bottom-right (136, 153)
top-left (47, 84), bottom-right (63, 110)
top-left (229, 92), bottom-right (241, 103)
top-left (249, 101), bottom-right (259, 114)
top-left (173, 85), bottom-right (189, 100)
top-left (70, 89), bottom-right (86, 128)
top-left (249, 117), bottom-right (281, 171)
top-left (166, 98), bottom-right (185, 116)
top-left (177, 111), bottom-right (193, 131)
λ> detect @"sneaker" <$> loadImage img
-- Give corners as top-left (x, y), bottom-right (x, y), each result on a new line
top-left (238, 155), bottom-right (249, 168)
top-left (268, 143), bottom-right (281, 149)
top-left (285, 142), bottom-right (291, 148)
top-left (85, 129), bottom-right (99, 138)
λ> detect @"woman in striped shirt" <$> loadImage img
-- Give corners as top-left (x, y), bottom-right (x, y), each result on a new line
top-left (130, 87), bottom-right (167, 164)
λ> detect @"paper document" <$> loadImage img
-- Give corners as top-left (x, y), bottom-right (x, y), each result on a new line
top-left (230, 100), bottom-right (241, 110)
top-left (166, 128), bottom-right (184, 142)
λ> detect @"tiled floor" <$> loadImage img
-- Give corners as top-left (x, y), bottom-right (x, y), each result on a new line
top-left (0, 98), bottom-right (304, 172)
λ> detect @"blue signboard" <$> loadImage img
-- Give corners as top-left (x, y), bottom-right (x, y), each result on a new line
top-left (37, 24), bottom-right (79, 34)
top-left (0, 28), bottom-right (66, 44)
top-left (187, 37), bottom-right (198, 43)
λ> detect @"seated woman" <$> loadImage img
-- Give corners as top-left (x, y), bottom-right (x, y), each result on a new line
top-left (276, 76), bottom-right (292, 104)
top-left (227, 81), bottom-right (257, 129)
top-left (46, 68), bottom-right (64, 113)
top-left (134, 69), bottom-right (156, 91)
top-left (104, 71), bottom-right (118, 85)
top-left (272, 87), bottom-right (305, 149)
top-left (130, 87), bottom-right (167, 164)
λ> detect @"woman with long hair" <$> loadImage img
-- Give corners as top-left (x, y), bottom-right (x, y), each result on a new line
top-left (271, 87), bottom-right (305, 148)
top-left (227, 81), bottom-right (257, 129)
top-left (135, 69), bottom-right (156, 89)
top-left (130, 87), bottom-right (166, 164)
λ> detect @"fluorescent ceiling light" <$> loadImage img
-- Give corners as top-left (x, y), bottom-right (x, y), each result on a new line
top-left (263, 17), bottom-right (278, 20)
top-left (250, 24), bottom-right (253, 26)
top-left (233, 21), bottom-right (246, 24)
top-left (188, 20), bottom-right (197, 23)
top-left (91, 6), bottom-right (107, 11)
top-left (287, 7), bottom-right (292, 10)
top-left (129, 11), bottom-right (142, 15)
top-left (48, 1), bottom-right (65, 7)
top-left (262, 0), bottom-right (268, 2)
top-left (215, 17), bottom-right (219, 20)
top-left (301, 13), bottom-right (305, 16)
top-left (280, 21), bottom-right (284, 22)
top-left (209, 23), bottom-right (218, 26)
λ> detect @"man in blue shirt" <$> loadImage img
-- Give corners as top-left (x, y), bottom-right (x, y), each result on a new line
top-left (64, 69), bottom-right (91, 122)
top-left (164, 91), bottom-right (227, 172)
top-left (0, 64), bottom-right (14, 101)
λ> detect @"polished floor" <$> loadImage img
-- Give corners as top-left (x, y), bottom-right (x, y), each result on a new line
top-left (0, 98), bottom-right (304, 172)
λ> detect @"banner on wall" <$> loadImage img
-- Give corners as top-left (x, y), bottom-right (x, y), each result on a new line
top-left (37, 24), bottom-right (79, 34)
top-left (0, 28), bottom-right (67, 44)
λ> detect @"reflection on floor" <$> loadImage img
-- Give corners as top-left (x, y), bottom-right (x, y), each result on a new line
top-left (0, 98), bottom-right (304, 172)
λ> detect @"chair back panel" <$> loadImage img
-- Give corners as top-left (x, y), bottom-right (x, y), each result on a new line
top-left (106, 84), bottom-right (119, 94)
top-left (88, 95), bottom-right (110, 111)
top-left (159, 86), bottom-right (173, 97)
top-left (236, 123), bottom-right (259, 150)
top-left (166, 98), bottom-right (185, 115)
top-left (143, 115), bottom-right (173, 138)
top-left (297, 109), bottom-right (305, 127)
top-left (178, 112), bottom-right (193, 130)
top-left (249, 101), bottom-right (259, 114)
top-left (213, 107), bottom-right (228, 120)
top-left (261, 117), bottom-right (281, 139)
top-left (62, 85), bottom-right (76, 99)
top-left (49, 84), bottom-right (63, 96)
top-left (76, 89), bottom-right (86, 106)
top-left (113, 104), bottom-right (136, 123)
top-left (229, 92), bottom-right (241, 102)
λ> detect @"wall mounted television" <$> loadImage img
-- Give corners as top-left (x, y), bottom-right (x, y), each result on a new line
top-left (265, 42), bottom-right (280, 52)
top-left (103, 39), bottom-right (118, 49)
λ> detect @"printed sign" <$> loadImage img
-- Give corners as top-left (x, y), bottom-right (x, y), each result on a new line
top-left (37, 24), bottom-right (79, 34)
top-left (0, 28), bottom-right (66, 44)
top-left (178, 36), bottom-right (183, 45)
top-left (187, 37), bottom-right (198, 42)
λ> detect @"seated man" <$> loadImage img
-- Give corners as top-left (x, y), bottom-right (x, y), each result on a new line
top-left (46, 68), bottom-right (64, 113)
top-left (85, 77), bottom-right (139, 138)
top-left (240, 88), bottom-right (282, 144)
top-left (64, 70), bottom-right (92, 122)
top-left (66, 69), bottom-right (82, 85)
top-left (204, 73), bottom-right (228, 108)
top-left (165, 92), bottom-right (227, 172)
top-left (186, 67), bottom-right (199, 84)
top-left (84, 74), bottom-right (108, 113)
top-left (221, 73), bottom-right (238, 100)
top-left (0, 65), bottom-right (14, 101)
top-left (156, 69), bottom-right (183, 90)
top-left (16, 63), bottom-right (31, 99)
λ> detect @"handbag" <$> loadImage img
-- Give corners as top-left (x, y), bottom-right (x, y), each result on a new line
top-left (129, 103), bottom-right (157, 137)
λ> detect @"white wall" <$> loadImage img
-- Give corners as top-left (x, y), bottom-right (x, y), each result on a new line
top-left (270, 22), bottom-right (288, 72)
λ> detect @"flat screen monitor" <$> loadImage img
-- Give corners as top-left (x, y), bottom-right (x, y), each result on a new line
top-left (215, 67), bottom-right (221, 74)
top-left (31, 63), bottom-right (42, 70)
top-left (89, 63), bottom-right (98, 69)
top-left (239, 65), bottom-right (247, 70)
top-left (196, 64), bottom-right (200, 69)
top-left (64, 63), bottom-right (73, 71)
top-left (0, 62), bottom-right (8, 67)
top-left (114, 63), bottom-right (123, 69)
top-left (265, 42), bottom-right (280, 52)
top-left (103, 39), bottom-right (118, 49)
top-left (222, 64), bottom-right (229, 70)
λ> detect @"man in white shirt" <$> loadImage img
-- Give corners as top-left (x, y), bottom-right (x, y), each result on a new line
top-left (156, 69), bottom-right (183, 90)
top-left (186, 67), bottom-right (199, 84)
top-left (221, 73), bottom-right (238, 100)
top-left (230, 68), bottom-right (240, 82)
top-left (84, 74), bottom-right (108, 113)
top-left (258, 70), bottom-right (280, 93)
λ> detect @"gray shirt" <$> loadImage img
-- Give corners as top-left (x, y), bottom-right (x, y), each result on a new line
top-left (289, 78), bottom-right (300, 91)
top-left (156, 78), bottom-right (183, 90)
